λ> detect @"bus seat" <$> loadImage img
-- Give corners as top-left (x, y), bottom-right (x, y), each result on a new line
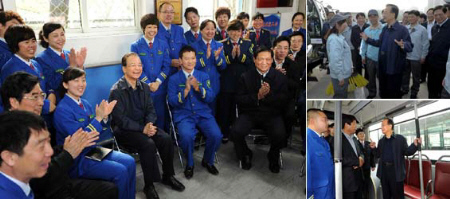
top-left (404, 156), bottom-right (432, 199)
top-left (430, 157), bottom-right (450, 199)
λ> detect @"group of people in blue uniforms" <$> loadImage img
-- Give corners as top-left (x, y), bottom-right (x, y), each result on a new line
top-left (0, 2), bottom-right (306, 198)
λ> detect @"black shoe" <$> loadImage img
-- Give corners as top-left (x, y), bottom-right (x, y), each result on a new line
top-left (401, 90), bottom-right (409, 96)
top-left (222, 137), bottom-right (229, 144)
top-left (267, 152), bottom-right (280, 173)
top-left (201, 160), bottom-right (219, 175)
top-left (144, 185), bottom-right (159, 199)
top-left (184, 166), bottom-right (194, 179)
top-left (162, 175), bottom-right (185, 192)
top-left (410, 94), bottom-right (417, 99)
top-left (241, 151), bottom-right (253, 170)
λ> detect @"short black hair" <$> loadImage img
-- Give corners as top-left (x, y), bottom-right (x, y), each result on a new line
top-left (290, 31), bottom-right (305, 41)
top-left (383, 117), bottom-right (394, 130)
top-left (342, 114), bottom-right (357, 128)
top-left (4, 25), bottom-right (36, 54)
top-left (184, 7), bottom-right (199, 19)
top-left (386, 4), bottom-right (399, 19)
top-left (39, 22), bottom-right (64, 48)
top-left (121, 52), bottom-right (139, 67)
top-left (252, 12), bottom-right (265, 21)
top-left (0, 11), bottom-right (24, 26)
top-left (215, 7), bottom-right (231, 20)
top-left (409, 10), bottom-right (420, 17)
top-left (1, 72), bottom-right (40, 111)
top-left (237, 12), bottom-right (250, 20)
top-left (403, 11), bottom-right (410, 15)
top-left (0, 110), bottom-right (47, 165)
top-left (200, 19), bottom-right (216, 31)
top-left (227, 19), bottom-right (244, 31)
top-left (444, 4), bottom-right (450, 13)
top-left (158, 2), bottom-right (174, 12)
top-left (434, 5), bottom-right (448, 14)
top-left (253, 46), bottom-right (273, 59)
top-left (273, 36), bottom-right (291, 48)
top-left (328, 123), bottom-right (334, 128)
top-left (60, 67), bottom-right (86, 99)
top-left (356, 12), bottom-right (366, 19)
top-left (179, 45), bottom-right (196, 58)
top-left (420, 13), bottom-right (427, 21)
top-left (356, 128), bottom-right (365, 135)
top-left (140, 14), bottom-right (159, 32)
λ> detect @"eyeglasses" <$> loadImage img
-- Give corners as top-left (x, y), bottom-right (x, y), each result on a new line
top-left (23, 93), bottom-right (46, 101)
top-left (160, 11), bottom-right (175, 14)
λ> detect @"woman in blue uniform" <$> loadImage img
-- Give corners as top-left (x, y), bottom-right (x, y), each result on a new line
top-left (1, 25), bottom-right (54, 115)
top-left (184, 7), bottom-right (202, 45)
top-left (131, 13), bottom-right (171, 130)
top-left (36, 22), bottom-right (86, 104)
top-left (191, 19), bottom-right (226, 114)
top-left (53, 67), bottom-right (136, 199)
top-left (281, 12), bottom-right (306, 51)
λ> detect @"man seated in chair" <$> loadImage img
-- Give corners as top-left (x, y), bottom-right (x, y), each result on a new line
top-left (109, 53), bottom-right (185, 199)
top-left (231, 46), bottom-right (289, 173)
top-left (167, 46), bottom-right (222, 179)
top-left (1, 72), bottom-right (118, 199)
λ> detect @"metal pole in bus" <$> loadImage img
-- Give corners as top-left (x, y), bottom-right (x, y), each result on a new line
top-left (334, 101), bottom-right (343, 199)
top-left (414, 102), bottom-right (425, 199)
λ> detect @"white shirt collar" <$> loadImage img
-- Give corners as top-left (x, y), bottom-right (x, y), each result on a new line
top-left (182, 69), bottom-right (194, 79)
top-left (190, 29), bottom-right (200, 35)
top-left (65, 93), bottom-right (82, 106)
top-left (0, 37), bottom-right (5, 43)
top-left (49, 46), bottom-right (63, 56)
top-left (14, 54), bottom-right (32, 66)
top-left (217, 27), bottom-right (226, 33)
top-left (230, 38), bottom-right (240, 44)
top-left (0, 172), bottom-right (31, 196)
top-left (274, 58), bottom-right (285, 69)
top-left (309, 128), bottom-right (322, 138)
top-left (256, 68), bottom-right (269, 78)
top-left (292, 28), bottom-right (300, 32)
top-left (144, 37), bottom-right (155, 45)
top-left (202, 38), bottom-right (211, 46)
top-left (161, 23), bottom-right (171, 31)
top-left (437, 18), bottom-right (449, 26)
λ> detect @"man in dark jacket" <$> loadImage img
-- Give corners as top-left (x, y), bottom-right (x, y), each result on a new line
top-left (109, 53), bottom-right (185, 199)
top-left (351, 13), bottom-right (370, 75)
top-left (356, 129), bottom-right (375, 199)
top-left (341, 115), bottom-right (364, 199)
top-left (369, 118), bottom-right (420, 199)
top-left (231, 46), bottom-right (288, 173)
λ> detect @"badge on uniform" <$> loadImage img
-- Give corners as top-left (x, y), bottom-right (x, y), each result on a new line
top-left (89, 114), bottom-right (95, 119)
top-left (178, 84), bottom-right (185, 87)
top-left (56, 69), bottom-right (65, 75)
top-left (198, 51), bottom-right (204, 55)
top-left (139, 52), bottom-right (146, 56)
top-left (157, 50), bottom-right (163, 55)
top-left (206, 80), bottom-right (211, 88)
top-left (78, 118), bottom-right (85, 122)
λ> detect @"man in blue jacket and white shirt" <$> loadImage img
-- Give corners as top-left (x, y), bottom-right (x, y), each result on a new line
top-left (307, 109), bottom-right (335, 199)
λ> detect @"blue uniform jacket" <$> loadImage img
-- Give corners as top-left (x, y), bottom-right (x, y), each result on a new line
top-left (281, 28), bottom-right (306, 51)
top-left (168, 69), bottom-right (214, 123)
top-left (1, 56), bottom-right (50, 114)
top-left (306, 128), bottom-right (335, 198)
top-left (53, 95), bottom-right (110, 176)
top-left (249, 28), bottom-right (272, 52)
top-left (156, 22), bottom-right (187, 75)
top-left (0, 173), bottom-right (33, 199)
top-left (0, 40), bottom-right (12, 71)
top-left (221, 38), bottom-right (254, 92)
top-left (214, 28), bottom-right (228, 42)
top-left (131, 36), bottom-right (171, 96)
top-left (191, 39), bottom-right (226, 97)
top-left (184, 31), bottom-right (202, 45)
top-left (35, 48), bottom-right (70, 100)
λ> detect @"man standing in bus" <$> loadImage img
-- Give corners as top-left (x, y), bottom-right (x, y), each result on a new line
top-left (341, 115), bottom-right (363, 199)
top-left (356, 128), bottom-right (375, 199)
top-left (369, 118), bottom-right (421, 199)
top-left (307, 109), bottom-right (334, 199)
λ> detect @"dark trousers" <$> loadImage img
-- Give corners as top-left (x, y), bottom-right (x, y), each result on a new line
top-left (381, 163), bottom-right (405, 199)
top-left (344, 191), bottom-right (357, 199)
top-left (366, 58), bottom-right (378, 97)
top-left (442, 87), bottom-right (450, 98)
top-left (379, 72), bottom-right (403, 98)
top-left (352, 49), bottom-right (363, 75)
top-left (216, 92), bottom-right (236, 139)
top-left (421, 62), bottom-right (428, 82)
top-left (401, 60), bottom-right (421, 95)
top-left (231, 114), bottom-right (286, 160)
top-left (360, 168), bottom-right (371, 199)
top-left (283, 99), bottom-right (296, 143)
top-left (115, 129), bottom-right (174, 186)
top-left (427, 67), bottom-right (446, 99)
top-left (68, 179), bottom-right (119, 199)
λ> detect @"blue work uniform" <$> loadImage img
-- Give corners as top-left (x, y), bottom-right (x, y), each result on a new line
top-left (156, 22), bottom-right (187, 75)
top-left (307, 128), bottom-right (335, 199)
top-left (248, 27), bottom-right (272, 52)
top-left (131, 36), bottom-right (171, 129)
top-left (53, 95), bottom-right (136, 199)
top-left (0, 173), bottom-right (34, 199)
top-left (281, 27), bottom-right (306, 51)
top-left (167, 69), bottom-right (222, 167)
top-left (184, 30), bottom-right (202, 45)
top-left (191, 38), bottom-right (226, 114)
top-left (0, 40), bottom-right (12, 71)
top-left (214, 27), bottom-right (228, 42)
top-left (35, 47), bottom-right (70, 103)
top-left (1, 55), bottom-right (51, 114)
